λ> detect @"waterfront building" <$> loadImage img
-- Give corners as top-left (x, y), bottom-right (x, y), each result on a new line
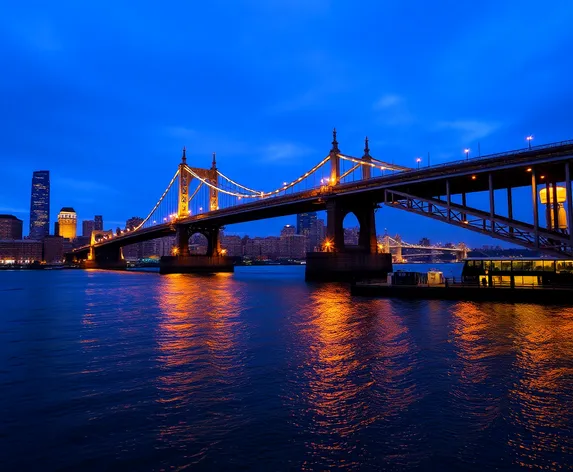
top-left (261, 236), bottom-right (280, 259)
top-left (94, 215), bottom-right (103, 231)
top-left (57, 207), bottom-right (77, 240)
top-left (43, 236), bottom-right (65, 263)
top-left (0, 240), bottom-right (43, 264)
top-left (82, 220), bottom-right (95, 237)
top-left (244, 237), bottom-right (264, 258)
top-left (0, 215), bottom-right (23, 240)
top-left (280, 225), bottom-right (306, 259)
top-left (221, 234), bottom-right (243, 257)
top-left (29, 170), bottom-right (50, 239)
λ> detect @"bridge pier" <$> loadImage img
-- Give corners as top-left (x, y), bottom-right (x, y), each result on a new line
top-left (309, 196), bottom-right (391, 281)
top-left (82, 245), bottom-right (127, 270)
top-left (163, 224), bottom-right (232, 274)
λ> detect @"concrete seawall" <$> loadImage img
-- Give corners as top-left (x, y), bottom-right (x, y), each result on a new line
top-left (305, 252), bottom-right (393, 282)
top-left (159, 255), bottom-right (235, 274)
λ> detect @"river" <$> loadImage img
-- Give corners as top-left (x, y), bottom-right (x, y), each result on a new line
top-left (1, 265), bottom-right (572, 470)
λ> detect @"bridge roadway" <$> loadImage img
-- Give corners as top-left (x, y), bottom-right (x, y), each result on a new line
top-left (73, 140), bottom-right (573, 259)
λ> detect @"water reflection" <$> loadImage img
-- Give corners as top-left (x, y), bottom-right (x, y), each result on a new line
top-left (448, 302), bottom-right (515, 465)
top-left (290, 285), bottom-right (420, 470)
top-left (154, 273), bottom-right (248, 466)
top-left (508, 305), bottom-right (573, 470)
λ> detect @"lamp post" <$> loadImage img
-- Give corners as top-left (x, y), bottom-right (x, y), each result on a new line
top-left (416, 157), bottom-right (421, 169)
top-left (465, 148), bottom-right (470, 160)
top-left (527, 135), bottom-right (533, 149)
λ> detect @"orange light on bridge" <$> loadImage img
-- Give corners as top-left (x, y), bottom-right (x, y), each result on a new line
top-left (526, 168), bottom-right (532, 172)
top-left (540, 175), bottom-right (546, 180)
top-left (172, 246), bottom-right (179, 255)
top-left (220, 248), bottom-right (227, 255)
top-left (471, 175), bottom-right (476, 180)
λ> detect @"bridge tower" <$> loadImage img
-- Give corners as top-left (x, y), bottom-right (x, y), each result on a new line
top-left (329, 128), bottom-right (340, 186)
top-left (362, 136), bottom-right (372, 180)
top-left (178, 147), bottom-right (191, 219)
top-left (324, 131), bottom-right (378, 254)
top-left (209, 152), bottom-right (219, 211)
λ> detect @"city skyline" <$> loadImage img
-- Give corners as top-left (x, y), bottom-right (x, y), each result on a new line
top-left (1, 1), bottom-right (572, 247)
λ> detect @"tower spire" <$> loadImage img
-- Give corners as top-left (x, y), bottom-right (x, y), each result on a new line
top-left (331, 127), bottom-right (339, 152)
top-left (364, 136), bottom-right (370, 156)
top-left (181, 146), bottom-right (187, 164)
top-left (212, 152), bottom-right (217, 168)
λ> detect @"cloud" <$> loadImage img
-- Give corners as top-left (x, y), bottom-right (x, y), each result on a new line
top-left (260, 142), bottom-right (314, 164)
top-left (373, 94), bottom-right (415, 126)
top-left (374, 94), bottom-right (403, 109)
top-left (164, 126), bottom-right (197, 139)
top-left (436, 120), bottom-right (501, 142)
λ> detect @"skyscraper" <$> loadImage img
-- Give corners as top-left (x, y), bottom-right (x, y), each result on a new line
top-left (57, 207), bottom-right (77, 240)
top-left (29, 171), bottom-right (50, 239)
top-left (82, 220), bottom-right (95, 237)
top-left (94, 215), bottom-right (103, 231)
top-left (296, 212), bottom-right (318, 251)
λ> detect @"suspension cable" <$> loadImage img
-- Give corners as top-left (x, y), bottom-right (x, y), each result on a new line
top-left (339, 163), bottom-right (361, 180)
top-left (185, 165), bottom-right (260, 198)
top-left (134, 169), bottom-right (180, 230)
top-left (261, 155), bottom-right (330, 196)
top-left (216, 170), bottom-right (262, 195)
top-left (338, 153), bottom-right (410, 171)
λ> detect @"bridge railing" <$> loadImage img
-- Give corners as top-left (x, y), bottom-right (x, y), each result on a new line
top-left (414, 139), bottom-right (573, 173)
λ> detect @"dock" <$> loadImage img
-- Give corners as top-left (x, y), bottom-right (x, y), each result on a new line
top-left (350, 281), bottom-right (573, 304)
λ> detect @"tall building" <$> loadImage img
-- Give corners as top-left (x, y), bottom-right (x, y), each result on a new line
top-left (0, 215), bottom-right (23, 240)
top-left (94, 215), bottom-right (103, 231)
top-left (29, 170), bottom-right (50, 239)
top-left (297, 212), bottom-right (318, 252)
top-left (57, 207), bottom-right (77, 240)
top-left (82, 220), bottom-right (95, 237)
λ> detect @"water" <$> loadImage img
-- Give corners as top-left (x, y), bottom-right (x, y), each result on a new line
top-left (1, 266), bottom-right (572, 471)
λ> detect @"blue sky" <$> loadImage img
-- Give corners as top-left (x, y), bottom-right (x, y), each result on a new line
top-left (1, 1), bottom-right (572, 246)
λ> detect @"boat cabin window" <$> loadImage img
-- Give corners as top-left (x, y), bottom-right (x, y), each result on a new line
top-left (556, 260), bottom-right (573, 273)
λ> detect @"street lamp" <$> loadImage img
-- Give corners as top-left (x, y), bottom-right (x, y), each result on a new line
top-left (416, 157), bottom-right (421, 169)
top-left (526, 135), bottom-right (533, 149)
top-left (464, 148), bottom-right (470, 160)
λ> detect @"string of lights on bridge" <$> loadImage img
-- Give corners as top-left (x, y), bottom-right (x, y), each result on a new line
top-left (107, 133), bottom-right (547, 241)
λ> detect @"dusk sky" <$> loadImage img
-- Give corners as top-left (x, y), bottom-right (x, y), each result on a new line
top-left (1, 1), bottom-right (572, 246)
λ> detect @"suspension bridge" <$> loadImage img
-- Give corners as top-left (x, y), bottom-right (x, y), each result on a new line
top-left (69, 130), bottom-right (573, 279)
top-left (379, 233), bottom-right (468, 263)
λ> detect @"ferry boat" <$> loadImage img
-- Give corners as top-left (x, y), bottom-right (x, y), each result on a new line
top-left (351, 258), bottom-right (573, 304)
top-left (461, 257), bottom-right (573, 288)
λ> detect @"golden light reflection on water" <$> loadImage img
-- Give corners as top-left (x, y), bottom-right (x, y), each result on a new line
top-left (507, 305), bottom-right (573, 470)
top-left (154, 273), bottom-right (247, 451)
top-left (292, 285), bottom-right (420, 470)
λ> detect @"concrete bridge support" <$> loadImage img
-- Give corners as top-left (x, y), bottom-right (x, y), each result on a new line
top-left (163, 224), bottom-right (233, 274)
top-left (325, 199), bottom-right (378, 254)
top-left (82, 245), bottom-right (127, 270)
top-left (308, 197), bottom-right (391, 281)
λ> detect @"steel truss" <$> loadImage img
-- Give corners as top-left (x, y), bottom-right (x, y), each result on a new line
top-left (384, 189), bottom-right (573, 257)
